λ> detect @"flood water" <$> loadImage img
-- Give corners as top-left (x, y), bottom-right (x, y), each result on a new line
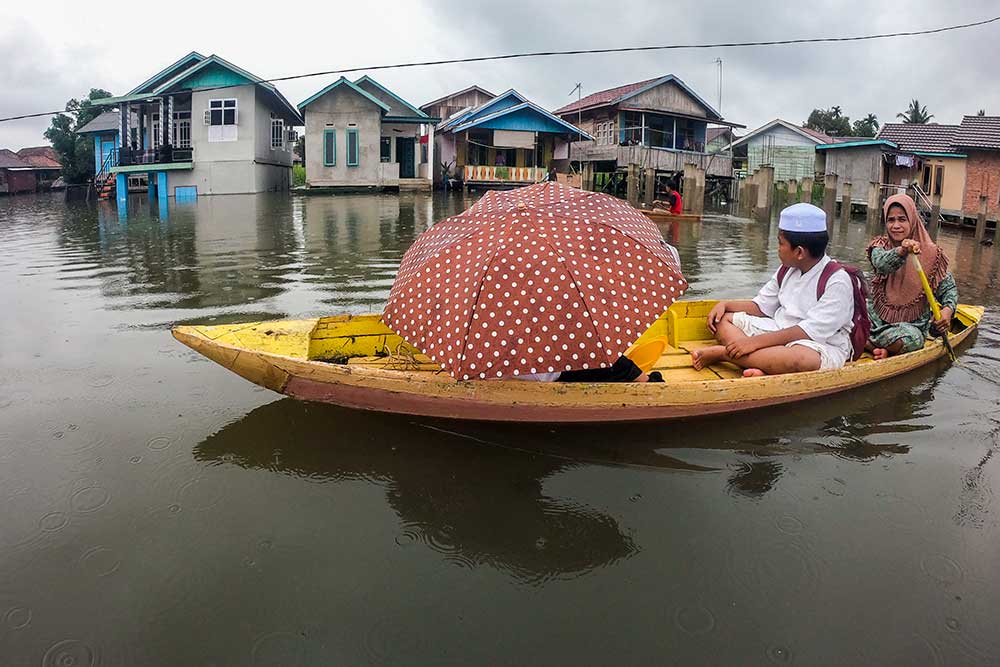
top-left (2, 190), bottom-right (1000, 665)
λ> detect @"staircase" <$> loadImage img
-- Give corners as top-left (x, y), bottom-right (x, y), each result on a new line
top-left (910, 183), bottom-right (947, 230)
top-left (94, 149), bottom-right (117, 201)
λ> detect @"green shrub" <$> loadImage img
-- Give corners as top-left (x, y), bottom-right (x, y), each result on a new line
top-left (293, 164), bottom-right (306, 187)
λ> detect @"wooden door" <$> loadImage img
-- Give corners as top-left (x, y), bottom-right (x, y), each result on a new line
top-left (396, 137), bottom-right (415, 178)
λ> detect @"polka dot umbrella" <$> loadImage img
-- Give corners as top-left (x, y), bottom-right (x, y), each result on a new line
top-left (383, 182), bottom-right (688, 380)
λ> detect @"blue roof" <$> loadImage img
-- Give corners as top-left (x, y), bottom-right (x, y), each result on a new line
top-left (298, 77), bottom-right (392, 113)
top-left (439, 90), bottom-right (528, 132)
top-left (127, 52), bottom-right (206, 95)
top-left (451, 101), bottom-right (594, 139)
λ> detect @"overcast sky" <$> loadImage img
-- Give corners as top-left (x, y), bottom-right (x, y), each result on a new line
top-left (1, 0), bottom-right (998, 150)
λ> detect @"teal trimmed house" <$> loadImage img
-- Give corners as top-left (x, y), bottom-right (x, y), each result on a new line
top-left (79, 52), bottom-right (302, 210)
top-left (299, 76), bottom-right (439, 190)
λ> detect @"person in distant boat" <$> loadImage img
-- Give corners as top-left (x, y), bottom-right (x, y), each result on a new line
top-left (691, 203), bottom-right (855, 377)
top-left (653, 184), bottom-right (683, 215)
top-left (865, 193), bottom-right (957, 359)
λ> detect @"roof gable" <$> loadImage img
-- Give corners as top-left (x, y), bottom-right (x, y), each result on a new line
top-left (419, 85), bottom-right (496, 112)
top-left (353, 76), bottom-right (429, 120)
top-left (439, 90), bottom-right (527, 132)
top-left (152, 55), bottom-right (260, 94)
top-left (555, 74), bottom-right (721, 120)
top-left (450, 101), bottom-right (594, 139)
top-left (732, 119), bottom-right (830, 148)
top-left (298, 76), bottom-right (392, 113)
top-left (128, 52), bottom-right (206, 95)
top-left (0, 149), bottom-right (30, 169)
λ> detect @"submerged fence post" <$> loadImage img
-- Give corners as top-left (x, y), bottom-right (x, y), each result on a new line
top-left (643, 167), bottom-right (655, 207)
top-left (822, 174), bottom-right (839, 231)
top-left (787, 179), bottom-right (798, 205)
top-left (929, 193), bottom-right (943, 240)
top-left (840, 181), bottom-right (853, 228)
top-left (800, 176), bottom-right (814, 204)
top-left (976, 195), bottom-right (988, 243)
top-left (867, 181), bottom-right (881, 227)
top-left (627, 163), bottom-right (639, 206)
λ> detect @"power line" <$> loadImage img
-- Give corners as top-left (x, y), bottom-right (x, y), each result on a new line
top-left (2, 14), bottom-right (998, 124)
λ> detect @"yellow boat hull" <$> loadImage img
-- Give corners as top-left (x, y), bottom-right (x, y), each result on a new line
top-left (172, 301), bottom-right (983, 423)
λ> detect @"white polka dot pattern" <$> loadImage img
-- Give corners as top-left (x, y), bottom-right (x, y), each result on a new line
top-left (383, 182), bottom-right (688, 380)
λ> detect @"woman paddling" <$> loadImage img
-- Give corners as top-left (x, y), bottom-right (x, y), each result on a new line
top-left (866, 193), bottom-right (958, 359)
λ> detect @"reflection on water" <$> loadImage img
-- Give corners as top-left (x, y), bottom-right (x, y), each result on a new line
top-left (2, 191), bottom-right (1000, 664)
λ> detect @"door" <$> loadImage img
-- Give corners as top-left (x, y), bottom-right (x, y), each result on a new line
top-left (396, 137), bottom-right (415, 178)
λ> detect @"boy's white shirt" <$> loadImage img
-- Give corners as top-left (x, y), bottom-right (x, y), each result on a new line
top-left (751, 255), bottom-right (855, 361)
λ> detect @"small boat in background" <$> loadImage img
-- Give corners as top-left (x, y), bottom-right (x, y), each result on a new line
top-left (642, 210), bottom-right (703, 224)
top-left (172, 301), bottom-right (983, 424)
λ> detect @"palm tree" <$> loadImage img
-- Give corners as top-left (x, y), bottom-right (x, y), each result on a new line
top-left (831, 105), bottom-right (843, 118)
top-left (897, 99), bottom-right (934, 124)
top-left (865, 113), bottom-right (879, 130)
top-left (978, 109), bottom-right (986, 116)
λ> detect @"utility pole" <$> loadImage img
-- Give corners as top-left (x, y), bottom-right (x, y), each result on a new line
top-left (714, 58), bottom-right (723, 114)
top-left (569, 83), bottom-right (583, 183)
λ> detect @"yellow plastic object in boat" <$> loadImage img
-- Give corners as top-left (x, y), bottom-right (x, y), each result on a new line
top-left (624, 336), bottom-right (670, 373)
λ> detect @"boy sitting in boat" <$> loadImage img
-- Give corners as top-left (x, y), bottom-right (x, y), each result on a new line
top-left (692, 203), bottom-right (856, 377)
top-left (652, 184), bottom-right (683, 215)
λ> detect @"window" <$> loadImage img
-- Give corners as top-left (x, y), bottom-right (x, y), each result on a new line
top-left (934, 166), bottom-right (944, 196)
top-left (347, 128), bottom-right (359, 167)
top-left (151, 113), bottom-right (160, 145)
top-left (922, 165), bottom-right (932, 192)
top-left (206, 99), bottom-right (237, 142)
top-left (173, 111), bottom-right (191, 148)
top-left (270, 113), bottom-right (285, 150)
top-left (380, 136), bottom-right (391, 163)
top-left (208, 99), bottom-right (237, 126)
top-left (323, 129), bottom-right (336, 166)
top-left (594, 120), bottom-right (619, 146)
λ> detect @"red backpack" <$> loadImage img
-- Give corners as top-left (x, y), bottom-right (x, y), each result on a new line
top-left (777, 261), bottom-right (871, 362)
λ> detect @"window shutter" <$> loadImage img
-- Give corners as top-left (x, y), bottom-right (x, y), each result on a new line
top-left (323, 130), bottom-right (336, 166)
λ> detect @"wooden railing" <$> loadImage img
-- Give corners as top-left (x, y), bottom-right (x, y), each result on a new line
top-left (464, 165), bottom-right (545, 183)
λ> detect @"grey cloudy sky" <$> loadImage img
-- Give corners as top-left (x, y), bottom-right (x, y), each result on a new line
top-left (1, 0), bottom-right (998, 150)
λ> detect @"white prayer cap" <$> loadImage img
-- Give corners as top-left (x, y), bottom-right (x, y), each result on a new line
top-left (778, 203), bottom-right (827, 232)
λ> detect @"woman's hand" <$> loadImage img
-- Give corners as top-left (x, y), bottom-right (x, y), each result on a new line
top-left (898, 239), bottom-right (921, 256)
top-left (707, 302), bottom-right (728, 333)
top-left (726, 337), bottom-right (761, 359)
top-left (933, 307), bottom-right (953, 335)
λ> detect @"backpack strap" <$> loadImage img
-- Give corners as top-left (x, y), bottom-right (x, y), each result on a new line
top-left (816, 260), bottom-right (842, 300)
top-left (776, 265), bottom-right (791, 287)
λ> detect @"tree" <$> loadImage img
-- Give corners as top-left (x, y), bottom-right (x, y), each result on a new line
top-left (804, 108), bottom-right (852, 137)
top-left (852, 113), bottom-right (879, 138)
top-left (43, 88), bottom-right (113, 184)
top-left (896, 99), bottom-right (934, 124)
top-left (978, 109), bottom-right (986, 116)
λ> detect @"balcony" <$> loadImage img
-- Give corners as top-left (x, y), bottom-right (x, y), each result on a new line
top-left (110, 146), bottom-right (194, 173)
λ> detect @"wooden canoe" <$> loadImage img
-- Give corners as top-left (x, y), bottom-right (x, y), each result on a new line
top-left (642, 210), bottom-right (702, 224)
top-left (172, 300), bottom-right (983, 424)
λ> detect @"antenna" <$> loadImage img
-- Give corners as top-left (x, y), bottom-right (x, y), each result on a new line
top-left (569, 83), bottom-right (583, 179)
top-left (714, 58), bottom-right (723, 114)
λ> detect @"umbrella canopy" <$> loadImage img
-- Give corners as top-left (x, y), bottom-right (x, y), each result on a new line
top-left (383, 182), bottom-right (687, 380)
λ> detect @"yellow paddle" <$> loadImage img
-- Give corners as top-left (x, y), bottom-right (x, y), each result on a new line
top-left (907, 253), bottom-right (956, 362)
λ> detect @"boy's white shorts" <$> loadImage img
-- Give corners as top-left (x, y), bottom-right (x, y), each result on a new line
top-left (731, 312), bottom-right (847, 370)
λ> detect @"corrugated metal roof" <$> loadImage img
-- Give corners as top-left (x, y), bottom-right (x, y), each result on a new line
top-left (0, 149), bottom-right (31, 169)
top-left (876, 123), bottom-right (960, 152)
top-left (76, 111), bottom-right (120, 135)
top-left (952, 115), bottom-right (1000, 150)
top-left (16, 146), bottom-right (61, 168)
top-left (555, 77), bottom-right (661, 115)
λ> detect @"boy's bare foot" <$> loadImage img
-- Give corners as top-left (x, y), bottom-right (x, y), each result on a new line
top-left (873, 348), bottom-right (889, 360)
top-left (691, 345), bottom-right (727, 370)
top-left (742, 368), bottom-right (766, 377)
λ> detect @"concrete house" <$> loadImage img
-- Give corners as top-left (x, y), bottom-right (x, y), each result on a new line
top-left (433, 89), bottom-right (591, 188)
top-left (814, 139), bottom-right (922, 206)
top-left (875, 123), bottom-right (967, 217)
top-left (950, 115), bottom-right (1000, 221)
top-left (81, 52), bottom-right (303, 210)
top-left (554, 74), bottom-right (742, 190)
top-left (299, 76), bottom-right (438, 190)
